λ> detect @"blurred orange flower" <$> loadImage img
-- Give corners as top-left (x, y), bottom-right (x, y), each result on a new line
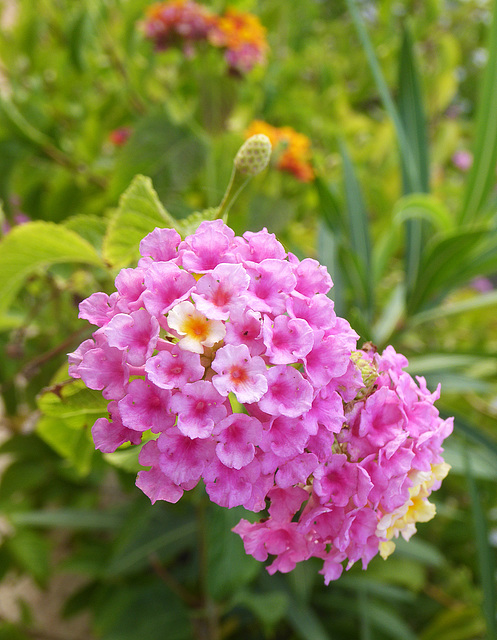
top-left (245, 121), bottom-right (314, 182)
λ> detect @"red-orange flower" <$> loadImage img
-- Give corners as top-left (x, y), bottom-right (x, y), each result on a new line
top-left (245, 121), bottom-right (314, 182)
top-left (209, 8), bottom-right (268, 74)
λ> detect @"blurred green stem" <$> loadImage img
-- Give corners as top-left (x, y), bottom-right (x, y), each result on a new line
top-left (195, 497), bottom-right (220, 640)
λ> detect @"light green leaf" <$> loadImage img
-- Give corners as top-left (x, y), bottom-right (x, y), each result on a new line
top-left (64, 214), bottom-right (108, 250)
top-left (103, 174), bottom-right (178, 268)
top-left (409, 290), bottom-right (497, 326)
top-left (175, 207), bottom-right (219, 237)
top-left (0, 221), bottom-right (104, 311)
top-left (36, 415), bottom-right (95, 476)
top-left (37, 379), bottom-right (108, 430)
top-left (393, 194), bottom-right (453, 234)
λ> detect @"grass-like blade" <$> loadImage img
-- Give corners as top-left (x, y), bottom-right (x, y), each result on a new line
top-left (398, 24), bottom-right (429, 193)
top-left (463, 442), bottom-right (497, 639)
top-left (397, 24), bottom-right (431, 300)
top-left (340, 140), bottom-right (374, 322)
top-left (459, 0), bottom-right (497, 223)
top-left (345, 0), bottom-right (421, 191)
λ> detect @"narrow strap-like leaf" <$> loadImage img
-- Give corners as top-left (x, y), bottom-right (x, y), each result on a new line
top-left (459, 0), bottom-right (497, 223)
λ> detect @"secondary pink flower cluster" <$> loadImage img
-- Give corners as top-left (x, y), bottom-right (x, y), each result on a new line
top-left (68, 220), bottom-right (452, 582)
top-left (143, 1), bottom-right (268, 74)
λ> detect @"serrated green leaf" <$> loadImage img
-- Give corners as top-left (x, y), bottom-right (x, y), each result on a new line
top-left (176, 207), bottom-right (219, 237)
top-left (103, 174), bottom-right (178, 268)
top-left (37, 379), bottom-right (108, 428)
top-left (64, 214), bottom-right (108, 250)
top-left (0, 221), bottom-right (104, 311)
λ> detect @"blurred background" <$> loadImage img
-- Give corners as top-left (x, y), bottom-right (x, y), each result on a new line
top-left (0, 0), bottom-right (497, 638)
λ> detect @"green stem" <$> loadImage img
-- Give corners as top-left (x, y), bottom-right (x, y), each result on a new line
top-left (217, 166), bottom-right (250, 222)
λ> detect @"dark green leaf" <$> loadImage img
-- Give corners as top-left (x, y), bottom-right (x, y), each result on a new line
top-left (0, 221), bottom-right (104, 311)
top-left (5, 529), bottom-right (51, 585)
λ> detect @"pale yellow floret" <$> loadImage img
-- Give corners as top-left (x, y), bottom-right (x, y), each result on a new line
top-left (377, 462), bottom-right (450, 560)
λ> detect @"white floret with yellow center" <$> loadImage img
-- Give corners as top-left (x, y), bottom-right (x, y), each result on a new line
top-left (167, 300), bottom-right (226, 354)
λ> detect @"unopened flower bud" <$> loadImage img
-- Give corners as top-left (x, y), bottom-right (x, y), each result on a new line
top-left (234, 134), bottom-right (272, 176)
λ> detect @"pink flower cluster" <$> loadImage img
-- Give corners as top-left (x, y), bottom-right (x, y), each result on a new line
top-left (68, 220), bottom-right (452, 582)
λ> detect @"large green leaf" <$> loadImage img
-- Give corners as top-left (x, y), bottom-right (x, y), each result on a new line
top-left (0, 221), bottom-right (104, 311)
top-left (103, 174), bottom-right (178, 268)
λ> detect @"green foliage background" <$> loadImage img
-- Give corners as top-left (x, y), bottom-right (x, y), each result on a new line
top-left (0, 0), bottom-right (497, 638)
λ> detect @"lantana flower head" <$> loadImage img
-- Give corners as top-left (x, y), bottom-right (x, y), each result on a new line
top-left (143, 0), bottom-right (214, 55)
top-left (208, 8), bottom-right (269, 74)
top-left (143, 1), bottom-right (268, 74)
top-left (69, 220), bottom-right (452, 582)
top-left (245, 120), bottom-right (315, 182)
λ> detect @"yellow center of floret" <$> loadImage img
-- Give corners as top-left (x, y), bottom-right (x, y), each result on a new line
top-left (167, 301), bottom-right (226, 354)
